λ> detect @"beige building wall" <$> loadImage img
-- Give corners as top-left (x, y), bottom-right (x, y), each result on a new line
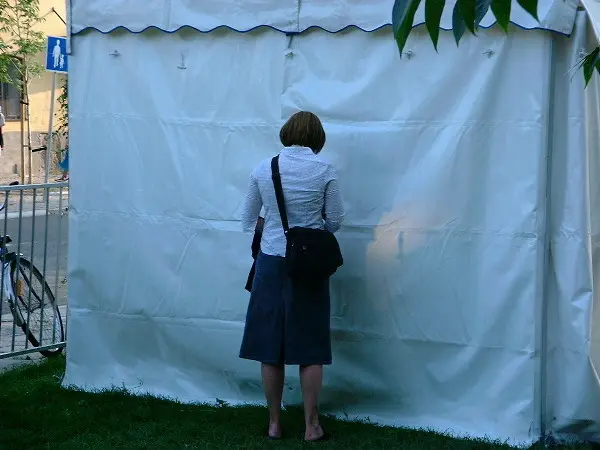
top-left (1, 0), bottom-right (67, 179)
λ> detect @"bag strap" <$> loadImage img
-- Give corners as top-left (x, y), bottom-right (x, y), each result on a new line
top-left (271, 155), bottom-right (290, 234)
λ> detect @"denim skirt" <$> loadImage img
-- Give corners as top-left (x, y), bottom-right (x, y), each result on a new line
top-left (239, 252), bottom-right (332, 366)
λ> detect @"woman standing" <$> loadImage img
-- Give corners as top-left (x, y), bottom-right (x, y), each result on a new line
top-left (0, 106), bottom-right (5, 154)
top-left (240, 111), bottom-right (344, 442)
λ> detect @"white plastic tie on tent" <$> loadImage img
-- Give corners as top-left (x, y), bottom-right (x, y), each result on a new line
top-left (109, 50), bottom-right (120, 56)
top-left (566, 48), bottom-right (590, 81)
top-left (483, 49), bottom-right (495, 58)
top-left (285, 34), bottom-right (295, 57)
top-left (178, 54), bottom-right (187, 70)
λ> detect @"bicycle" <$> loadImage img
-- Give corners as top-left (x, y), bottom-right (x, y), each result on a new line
top-left (0, 181), bottom-right (65, 357)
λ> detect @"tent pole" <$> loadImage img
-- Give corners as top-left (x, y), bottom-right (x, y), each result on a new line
top-left (538, 36), bottom-right (557, 447)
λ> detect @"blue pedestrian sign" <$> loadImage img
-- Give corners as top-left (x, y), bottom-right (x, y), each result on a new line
top-left (45, 36), bottom-right (68, 73)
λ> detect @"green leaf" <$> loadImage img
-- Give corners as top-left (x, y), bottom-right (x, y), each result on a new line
top-left (475, 0), bottom-right (491, 27)
top-left (516, 0), bottom-right (538, 21)
top-left (491, 0), bottom-right (511, 32)
top-left (452, 2), bottom-right (467, 45)
top-left (392, 0), bottom-right (423, 56)
top-left (458, 0), bottom-right (476, 34)
top-left (581, 47), bottom-right (600, 86)
top-left (425, 0), bottom-right (445, 51)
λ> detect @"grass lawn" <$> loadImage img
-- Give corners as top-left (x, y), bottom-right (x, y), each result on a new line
top-left (0, 357), bottom-right (596, 450)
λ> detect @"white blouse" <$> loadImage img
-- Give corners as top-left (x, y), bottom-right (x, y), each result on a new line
top-left (241, 146), bottom-right (344, 257)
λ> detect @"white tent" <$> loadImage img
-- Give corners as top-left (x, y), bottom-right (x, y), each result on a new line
top-left (64, 0), bottom-right (600, 445)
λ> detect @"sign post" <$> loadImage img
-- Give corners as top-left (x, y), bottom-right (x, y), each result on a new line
top-left (44, 36), bottom-right (68, 183)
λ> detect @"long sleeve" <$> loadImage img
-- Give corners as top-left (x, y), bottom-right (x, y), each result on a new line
top-left (241, 172), bottom-right (263, 232)
top-left (323, 178), bottom-right (344, 233)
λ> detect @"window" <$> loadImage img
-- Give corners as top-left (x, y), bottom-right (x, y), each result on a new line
top-left (0, 61), bottom-right (22, 121)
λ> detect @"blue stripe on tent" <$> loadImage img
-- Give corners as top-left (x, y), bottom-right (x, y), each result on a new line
top-left (71, 21), bottom-right (572, 37)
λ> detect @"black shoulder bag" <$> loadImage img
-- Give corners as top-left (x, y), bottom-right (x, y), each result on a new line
top-left (271, 155), bottom-right (343, 282)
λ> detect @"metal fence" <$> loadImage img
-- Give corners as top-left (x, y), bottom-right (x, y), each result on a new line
top-left (0, 182), bottom-right (69, 359)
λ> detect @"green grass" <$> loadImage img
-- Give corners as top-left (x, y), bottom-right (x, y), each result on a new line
top-left (0, 357), bottom-right (595, 450)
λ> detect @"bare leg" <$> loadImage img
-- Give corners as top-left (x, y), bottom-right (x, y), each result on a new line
top-left (261, 363), bottom-right (284, 438)
top-left (300, 364), bottom-right (325, 441)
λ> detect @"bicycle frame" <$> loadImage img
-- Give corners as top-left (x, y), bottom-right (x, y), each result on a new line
top-left (1, 251), bottom-right (24, 328)
top-left (0, 182), bottom-right (25, 329)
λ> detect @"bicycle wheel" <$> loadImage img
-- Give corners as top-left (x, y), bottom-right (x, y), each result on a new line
top-left (14, 258), bottom-right (64, 357)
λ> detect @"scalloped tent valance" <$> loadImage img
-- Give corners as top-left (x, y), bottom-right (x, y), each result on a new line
top-left (70, 0), bottom-right (579, 35)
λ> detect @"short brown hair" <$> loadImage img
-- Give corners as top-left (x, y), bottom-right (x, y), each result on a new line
top-left (279, 111), bottom-right (326, 153)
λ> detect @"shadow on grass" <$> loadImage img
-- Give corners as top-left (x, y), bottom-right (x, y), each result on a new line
top-left (0, 356), bottom-right (595, 450)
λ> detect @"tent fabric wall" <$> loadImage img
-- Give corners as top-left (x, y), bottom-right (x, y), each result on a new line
top-left (70, 0), bottom-right (579, 34)
top-left (64, 0), bottom-right (600, 445)
top-left (581, 0), bottom-right (600, 40)
top-left (546, 13), bottom-right (600, 442)
top-left (66, 23), bottom-right (563, 445)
